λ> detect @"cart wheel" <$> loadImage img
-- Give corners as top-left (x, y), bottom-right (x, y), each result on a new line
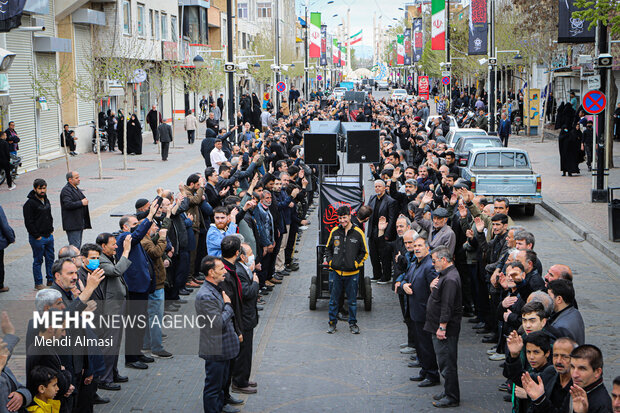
top-left (309, 276), bottom-right (318, 310)
top-left (524, 204), bottom-right (535, 216)
top-left (364, 276), bottom-right (372, 311)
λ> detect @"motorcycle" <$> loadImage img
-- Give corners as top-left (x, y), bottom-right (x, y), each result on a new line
top-left (0, 153), bottom-right (21, 185)
top-left (198, 106), bottom-right (208, 123)
top-left (513, 116), bottom-right (523, 135)
top-left (459, 109), bottom-right (477, 128)
top-left (91, 120), bottom-right (109, 154)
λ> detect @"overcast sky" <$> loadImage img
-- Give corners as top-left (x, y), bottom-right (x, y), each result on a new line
top-left (294, 0), bottom-right (406, 47)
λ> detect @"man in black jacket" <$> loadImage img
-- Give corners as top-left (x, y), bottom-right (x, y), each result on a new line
top-left (219, 235), bottom-right (245, 409)
top-left (231, 243), bottom-right (260, 394)
top-left (0, 131), bottom-right (14, 190)
top-left (367, 180), bottom-right (398, 284)
top-left (23, 178), bottom-right (55, 289)
top-left (157, 121), bottom-right (173, 161)
top-left (569, 344), bottom-right (612, 413)
top-left (424, 246), bottom-right (462, 408)
top-left (324, 206), bottom-right (368, 334)
top-left (60, 171), bottom-right (91, 249)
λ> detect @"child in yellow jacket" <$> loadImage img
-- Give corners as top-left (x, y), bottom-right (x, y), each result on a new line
top-left (26, 366), bottom-right (60, 413)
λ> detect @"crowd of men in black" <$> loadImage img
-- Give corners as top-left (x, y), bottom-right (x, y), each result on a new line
top-left (1, 88), bottom-right (620, 412)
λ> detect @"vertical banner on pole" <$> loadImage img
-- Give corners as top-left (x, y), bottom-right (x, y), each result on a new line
top-left (404, 28), bottom-right (412, 66)
top-left (468, 0), bottom-right (488, 55)
top-left (418, 75), bottom-right (430, 100)
top-left (309, 12), bottom-right (321, 58)
top-left (332, 38), bottom-right (339, 64)
top-left (413, 18), bottom-right (423, 62)
top-left (340, 44), bottom-right (347, 67)
top-left (337, 42), bottom-right (342, 67)
top-left (431, 0), bottom-right (445, 50)
top-left (320, 25), bottom-right (327, 66)
top-left (558, 0), bottom-right (595, 43)
top-left (397, 34), bottom-right (404, 65)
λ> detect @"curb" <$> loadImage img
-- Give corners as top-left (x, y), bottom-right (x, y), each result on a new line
top-left (540, 199), bottom-right (620, 265)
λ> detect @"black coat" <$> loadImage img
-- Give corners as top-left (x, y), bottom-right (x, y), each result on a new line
top-left (127, 117), bottom-right (143, 154)
top-left (23, 190), bottom-right (53, 238)
top-left (221, 259), bottom-right (243, 336)
top-left (559, 127), bottom-right (581, 174)
top-left (0, 138), bottom-right (10, 166)
top-left (60, 182), bottom-right (91, 231)
top-left (367, 193), bottom-right (398, 241)
top-left (398, 253), bottom-right (437, 323)
top-left (235, 262), bottom-right (259, 331)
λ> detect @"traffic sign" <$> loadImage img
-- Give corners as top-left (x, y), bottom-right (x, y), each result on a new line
top-left (407, 76), bottom-right (412, 81)
top-left (442, 71), bottom-right (451, 77)
top-left (582, 90), bottom-right (607, 115)
top-left (587, 75), bottom-right (601, 91)
top-left (317, 74), bottom-right (323, 81)
top-left (276, 81), bottom-right (287, 93)
top-left (442, 76), bottom-right (451, 85)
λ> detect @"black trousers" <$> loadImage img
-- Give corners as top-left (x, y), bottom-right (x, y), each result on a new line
top-left (432, 335), bottom-right (460, 403)
top-left (194, 229), bottom-right (208, 277)
top-left (124, 291), bottom-right (148, 363)
top-left (187, 130), bottom-right (195, 143)
top-left (232, 328), bottom-right (254, 387)
top-left (150, 123), bottom-right (158, 142)
top-left (107, 130), bottom-right (117, 151)
top-left (284, 221), bottom-right (299, 264)
top-left (203, 360), bottom-right (228, 413)
top-left (414, 322), bottom-right (439, 382)
top-left (455, 259), bottom-right (473, 312)
top-left (398, 295), bottom-right (416, 348)
top-left (0, 164), bottom-right (12, 188)
top-left (74, 371), bottom-right (96, 413)
top-left (0, 250), bottom-right (4, 288)
top-left (161, 141), bottom-right (170, 160)
top-left (368, 236), bottom-right (391, 281)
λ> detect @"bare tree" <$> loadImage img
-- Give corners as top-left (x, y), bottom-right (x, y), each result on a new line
top-left (30, 56), bottom-right (75, 172)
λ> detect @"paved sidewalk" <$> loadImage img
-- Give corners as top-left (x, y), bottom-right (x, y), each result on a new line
top-left (509, 133), bottom-right (620, 263)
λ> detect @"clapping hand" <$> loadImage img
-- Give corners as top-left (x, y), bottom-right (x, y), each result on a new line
top-left (507, 330), bottom-right (524, 358)
top-left (474, 216), bottom-right (485, 233)
top-left (521, 372), bottom-right (545, 401)
top-left (570, 384), bottom-right (589, 413)
top-left (378, 216), bottom-right (388, 232)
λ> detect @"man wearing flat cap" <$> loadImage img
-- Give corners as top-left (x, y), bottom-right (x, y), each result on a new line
top-left (414, 192), bottom-right (456, 256)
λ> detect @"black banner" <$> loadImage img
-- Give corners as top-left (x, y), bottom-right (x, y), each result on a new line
top-left (468, 0), bottom-right (487, 55)
top-left (413, 18), bottom-right (423, 63)
top-left (0, 0), bottom-right (26, 32)
top-left (320, 24), bottom-right (327, 66)
top-left (558, 0), bottom-right (595, 43)
top-left (404, 28), bottom-right (412, 66)
top-left (319, 182), bottom-right (364, 244)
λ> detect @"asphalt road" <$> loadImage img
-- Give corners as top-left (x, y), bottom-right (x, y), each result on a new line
top-left (0, 103), bottom-right (618, 412)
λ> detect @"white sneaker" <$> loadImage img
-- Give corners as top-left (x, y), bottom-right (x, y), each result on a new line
top-left (486, 347), bottom-right (497, 355)
top-left (489, 353), bottom-right (505, 361)
top-left (299, 226), bottom-right (309, 231)
top-left (399, 342), bottom-right (409, 349)
top-left (8, 185), bottom-right (16, 191)
top-left (400, 346), bottom-right (416, 354)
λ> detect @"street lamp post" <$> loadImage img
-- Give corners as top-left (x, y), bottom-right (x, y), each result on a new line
top-left (304, 0), bottom-right (309, 101)
top-left (488, 0), bottom-right (496, 133)
top-left (226, 0), bottom-right (235, 128)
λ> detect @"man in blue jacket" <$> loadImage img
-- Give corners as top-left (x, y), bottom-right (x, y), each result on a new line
top-left (116, 201), bottom-right (160, 370)
top-left (498, 112), bottom-right (511, 147)
top-left (396, 232), bottom-right (440, 388)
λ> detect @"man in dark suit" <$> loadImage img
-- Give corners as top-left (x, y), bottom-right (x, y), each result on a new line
top-left (367, 179), bottom-right (398, 284)
top-left (232, 243), bottom-right (260, 394)
top-left (196, 256), bottom-right (240, 413)
top-left (60, 171), bottom-right (91, 248)
top-left (217, 94), bottom-right (225, 119)
top-left (498, 113), bottom-right (511, 147)
top-left (157, 121), bottom-right (173, 161)
top-left (397, 233), bottom-right (440, 387)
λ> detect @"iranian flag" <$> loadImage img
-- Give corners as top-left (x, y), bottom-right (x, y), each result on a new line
top-left (431, 0), bottom-right (445, 50)
top-left (397, 34), bottom-right (404, 64)
top-left (332, 38), bottom-right (339, 64)
top-left (348, 29), bottom-right (362, 46)
top-left (309, 12), bottom-right (321, 58)
top-left (340, 45), bottom-right (347, 66)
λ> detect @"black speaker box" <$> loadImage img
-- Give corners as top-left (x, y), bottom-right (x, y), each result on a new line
top-left (304, 133), bottom-right (338, 165)
top-left (347, 130), bottom-right (380, 163)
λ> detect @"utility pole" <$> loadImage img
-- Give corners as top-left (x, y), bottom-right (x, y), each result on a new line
top-left (226, 0), bottom-right (235, 128)
top-left (445, 0), bottom-right (450, 105)
top-left (275, 0), bottom-right (281, 114)
top-left (488, 0), bottom-right (496, 133)
top-left (592, 21), bottom-right (610, 202)
top-left (346, 7), bottom-right (351, 73)
top-left (304, 1), bottom-right (309, 101)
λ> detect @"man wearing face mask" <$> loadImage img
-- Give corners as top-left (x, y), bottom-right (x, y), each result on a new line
top-left (116, 201), bottom-right (161, 370)
top-left (231, 243), bottom-right (260, 394)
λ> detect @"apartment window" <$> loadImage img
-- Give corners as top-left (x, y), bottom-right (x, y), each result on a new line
top-left (137, 4), bottom-right (145, 36)
top-left (149, 9), bottom-right (154, 37)
top-left (171, 15), bottom-right (177, 40)
top-left (238, 3), bottom-right (248, 19)
top-left (161, 13), bottom-right (168, 40)
top-left (155, 11), bottom-right (160, 40)
top-left (122, 0), bottom-right (131, 34)
top-left (257, 2), bottom-right (271, 18)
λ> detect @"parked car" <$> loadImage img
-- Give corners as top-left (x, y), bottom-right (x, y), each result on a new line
top-left (391, 89), bottom-right (408, 100)
top-left (333, 87), bottom-right (347, 100)
top-left (377, 80), bottom-right (389, 91)
top-left (460, 147), bottom-right (542, 216)
top-left (425, 115), bottom-right (458, 131)
top-left (445, 128), bottom-right (488, 148)
top-left (453, 135), bottom-right (502, 166)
